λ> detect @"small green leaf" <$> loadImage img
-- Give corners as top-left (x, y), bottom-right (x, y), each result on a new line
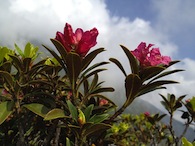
top-left (0, 101), bottom-right (14, 125)
top-left (84, 104), bottom-right (94, 121)
top-left (15, 43), bottom-right (24, 57)
top-left (23, 103), bottom-right (50, 118)
top-left (182, 137), bottom-right (193, 146)
top-left (89, 114), bottom-right (109, 124)
top-left (43, 45), bottom-right (66, 72)
top-left (44, 108), bottom-right (69, 120)
top-left (66, 100), bottom-right (78, 122)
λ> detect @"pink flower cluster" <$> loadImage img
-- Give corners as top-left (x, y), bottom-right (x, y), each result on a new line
top-left (131, 42), bottom-right (171, 67)
top-left (55, 23), bottom-right (98, 57)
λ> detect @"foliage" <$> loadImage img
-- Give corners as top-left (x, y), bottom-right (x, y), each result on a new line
top-left (0, 22), bottom-right (194, 146)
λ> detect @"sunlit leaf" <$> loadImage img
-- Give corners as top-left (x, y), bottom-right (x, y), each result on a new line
top-left (0, 101), bottom-right (14, 125)
top-left (23, 103), bottom-right (50, 118)
top-left (44, 108), bottom-right (69, 120)
top-left (43, 44), bottom-right (66, 72)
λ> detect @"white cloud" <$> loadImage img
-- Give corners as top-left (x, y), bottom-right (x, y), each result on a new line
top-left (0, 0), bottom-right (195, 110)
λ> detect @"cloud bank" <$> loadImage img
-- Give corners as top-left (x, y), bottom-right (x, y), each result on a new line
top-left (1, 0), bottom-right (195, 111)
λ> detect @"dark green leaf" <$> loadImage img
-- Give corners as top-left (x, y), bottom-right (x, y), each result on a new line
top-left (82, 48), bottom-right (105, 71)
top-left (120, 45), bottom-right (139, 74)
top-left (0, 71), bottom-right (14, 91)
top-left (43, 44), bottom-right (66, 72)
top-left (89, 73), bottom-right (99, 92)
top-left (124, 74), bottom-right (142, 106)
top-left (23, 58), bottom-right (32, 73)
top-left (66, 52), bottom-right (82, 87)
top-left (149, 69), bottom-right (184, 83)
top-left (9, 54), bottom-right (23, 72)
top-left (83, 123), bottom-right (111, 138)
top-left (109, 58), bottom-right (127, 77)
top-left (81, 61), bottom-right (109, 78)
top-left (50, 39), bottom-right (67, 61)
top-left (139, 66), bottom-right (165, 82)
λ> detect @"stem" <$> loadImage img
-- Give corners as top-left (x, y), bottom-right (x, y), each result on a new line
top-left (53, 120), bottom-right (62, 146)
top-left (106, 104), bottom-right (127, 123)
top-left (169, 111), bottom-right (178, 146)
top-left (17, 118), bottom-right (26, 146)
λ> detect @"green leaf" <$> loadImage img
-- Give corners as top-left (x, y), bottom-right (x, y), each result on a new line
top-left (9, 54), bottom-right (23, 72)
top-left (0, 101), bottom-right (14, 125)
top-left (50, 38), bottom-right (67, 62)
top-left (120, 45), bottom-right (139, 74)
top-left (89, 73), bottom-right (99, 92)
top-left (24, 43), bottom-right (32, 57)
top-left (82, 48), bottom-right (105, 71)
top-left (66, 52), bottom-right (82, 87)
top-left (109, 58), bottom-right (127, 77)
top-left (149, 69), bottom-right (184, 83)
top-left (139, 80), bottom-right (178, 97)
top-left (89, 114), bottom-right (109, 124)
top-left (91, 87), bottom-right (114, 94)
top-left (0, 47), bottom-right (10, 63)
top-left (84, 104), bottom-right (94, 121)
top-left (182, 137), bottom-right (193, 146)
top-left (66, 137), bottom-right (73, 146)
top-left (83, 123), bottom-right (111, 138)
top-left (43, 45), bottom-right (66, 72)
top-left (139, 66), bottom-right (165, 82)
top-left (23, 103), bottom-right (50, 118)
top-left (81, 61), bottom-right (109, 78)
top-left (0, 71), bottom-right (14, 91)
top-left (15, 43), bottom-right (24, 57)
top-left (44, 108), bottom-right (69, 120)
top-left (124, 74), bottom-right (142, 106)
top-left (66, 100), bottom-right (78, 122)
top-left (23, 58), bottom-right (32, 73)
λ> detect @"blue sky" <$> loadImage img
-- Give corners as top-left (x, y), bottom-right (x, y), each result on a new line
top-left (106, 0), bottom-right (195, 60)
top-left (0, 0), bottom-right (195, 112)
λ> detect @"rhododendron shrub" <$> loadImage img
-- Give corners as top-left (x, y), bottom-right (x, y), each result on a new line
top-left (0, 22), bottom-right (193, 146)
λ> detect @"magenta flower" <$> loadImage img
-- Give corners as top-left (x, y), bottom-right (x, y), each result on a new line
top-left (131, 42), bottom-right (171, 67)
top-left (144, 112), bottom-right (150, 117)
top-left (55, 23), bottom-right (98, 57)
